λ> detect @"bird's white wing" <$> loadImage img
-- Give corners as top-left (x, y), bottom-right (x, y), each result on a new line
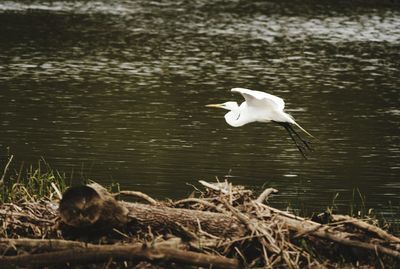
top-left (231, 88), bottom-right (285, 110)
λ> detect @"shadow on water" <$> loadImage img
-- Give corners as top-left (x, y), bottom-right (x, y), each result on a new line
top-left (0, 0), bottom-right (399, 223)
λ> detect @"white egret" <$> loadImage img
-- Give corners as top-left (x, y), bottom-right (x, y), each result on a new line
top-left (206, 88), bottom-right (314, 158)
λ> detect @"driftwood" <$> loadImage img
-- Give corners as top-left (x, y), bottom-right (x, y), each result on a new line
top-left (0, 239), bottom-right (239, 269)
top-left (59, 183), bottom-right (246, 238)
top-left (1, 180), bottom-right (400, 268)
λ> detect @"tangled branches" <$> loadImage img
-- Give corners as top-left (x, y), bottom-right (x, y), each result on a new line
top-left (1, 180), bottom-right (400, 268)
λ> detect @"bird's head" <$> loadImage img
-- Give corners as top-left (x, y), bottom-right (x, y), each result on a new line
top-left (206, 101), bottom-right (238, 111)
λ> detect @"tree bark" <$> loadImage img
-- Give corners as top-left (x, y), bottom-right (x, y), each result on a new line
top-left (122, 201), bottom-right (246, 238)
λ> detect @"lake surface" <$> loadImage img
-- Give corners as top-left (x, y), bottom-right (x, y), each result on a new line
top-left (0, 1), bottom-right (399, 223)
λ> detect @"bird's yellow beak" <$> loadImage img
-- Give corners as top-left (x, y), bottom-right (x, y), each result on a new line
top-left (205, 104), bottom-right (224, 108)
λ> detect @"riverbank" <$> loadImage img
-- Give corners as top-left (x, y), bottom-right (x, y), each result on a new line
top-left (1, 157), bottom-right (400, 268)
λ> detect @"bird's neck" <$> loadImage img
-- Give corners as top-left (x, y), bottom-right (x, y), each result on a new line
top-left (224, 110), bottom-right (247, 127)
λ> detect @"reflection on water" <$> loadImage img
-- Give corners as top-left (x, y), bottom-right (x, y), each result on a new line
top-left (0, 1), bottom-right (399, 223)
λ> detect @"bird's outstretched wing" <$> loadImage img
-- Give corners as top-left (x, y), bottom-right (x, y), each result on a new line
top-left (231, 88), bottom-right (285, 111)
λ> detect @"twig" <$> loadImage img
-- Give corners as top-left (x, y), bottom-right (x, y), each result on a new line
top-left (196, 218), bottom-right (221, 240)
top-left (255, 202), bottom-right (307, 221)
top-left (0, 210), bottom-right (56, 224)
top-left (117, 191), bottom-right (158, 206)
top-left (222, 199), bottom-right (281, 254)
top-left (0, 155), bottom-right (14, 186)
top-left (198, 180), bottom-right (229, 194)
top-left (255, 188), bottom-right (278, 203)
top-left (173, 198), bottom-right (226, 213)
top-left (219, 234), bottom-right (271, 247)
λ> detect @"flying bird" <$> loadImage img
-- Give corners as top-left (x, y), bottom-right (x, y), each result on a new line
top-left (206, 88), bottom-right (313, 158)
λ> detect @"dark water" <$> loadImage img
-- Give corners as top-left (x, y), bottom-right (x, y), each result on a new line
top-left (1, 1), bottom-right (399, 222)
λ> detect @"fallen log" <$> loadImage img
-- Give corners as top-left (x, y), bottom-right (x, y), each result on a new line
top-left (0, 241), bottom-right (240, 269)
top-left (121, 201), bottom-right (246, 238)
top-left (59, 183), bottom-right (246, 238)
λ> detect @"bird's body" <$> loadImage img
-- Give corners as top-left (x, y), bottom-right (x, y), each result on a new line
top-left (206, 88), bottom-right (313, 158)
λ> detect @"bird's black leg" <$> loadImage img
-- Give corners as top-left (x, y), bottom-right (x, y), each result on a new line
top-left (285, 124), bottom-right (308, 159)
top-left (287, 124), bottom-right (313, 151)
top-left (274, 121), bottom-right (307, 159)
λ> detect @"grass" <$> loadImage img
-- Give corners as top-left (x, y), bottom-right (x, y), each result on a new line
top-left (0, 155), bottom-right (68, 203)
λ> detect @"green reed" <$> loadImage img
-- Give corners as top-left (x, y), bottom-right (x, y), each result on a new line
top-left (0, 155), bottom-right (67, 203)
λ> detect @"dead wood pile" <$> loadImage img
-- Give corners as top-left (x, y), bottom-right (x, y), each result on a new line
top-left (0, 180), bottom-right (399, 268)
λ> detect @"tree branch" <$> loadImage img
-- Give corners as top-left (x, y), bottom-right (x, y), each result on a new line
top-left (0, 243), bottom-right (240, 269)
